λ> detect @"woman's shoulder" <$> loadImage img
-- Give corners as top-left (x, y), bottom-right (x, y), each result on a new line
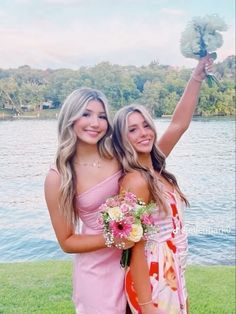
top-left (122, 172), bottom-right (148, 188)
top-left (45, 164), bottom-right (61, 189)
top-left (120, 171), bottom-right (149, 200)
top-left (122, 170), bottom-right (145, 182)
top-left (48, 164), bottom-right (60, 175)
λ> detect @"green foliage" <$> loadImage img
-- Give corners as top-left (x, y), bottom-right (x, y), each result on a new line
top-left (0, 55), bottom-right (235, 117)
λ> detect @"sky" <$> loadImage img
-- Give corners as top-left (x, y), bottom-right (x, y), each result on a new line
top-left (0, 0), bottom-right (235, 69)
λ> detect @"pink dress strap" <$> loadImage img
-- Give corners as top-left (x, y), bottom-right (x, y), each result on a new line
top-left (49, 164), bottom-right (60, 175)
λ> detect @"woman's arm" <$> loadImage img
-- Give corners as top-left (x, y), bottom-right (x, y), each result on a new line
top-left (45, 170), bottom-right (133, 253)
top-left (121, 173), bottom-right (157, 313)
top-left (158, 55), bottom-right (213, 157)
top-left (44, 169), bottom-right (106, 253)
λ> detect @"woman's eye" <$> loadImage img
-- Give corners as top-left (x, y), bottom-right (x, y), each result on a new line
top-left (99, 115), bottom-right (107, 120)
top-left (144, 123), bottom-right (150, 128)
top-left (129, 128), bottom-right (136, 133)
top-left (82, 112), bottom-right (90, 117)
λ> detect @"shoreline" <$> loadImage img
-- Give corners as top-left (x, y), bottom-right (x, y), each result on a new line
top-left (0, 259), bottom-right (235, 266)
top-left (0, 109), bottom-right (235, 120)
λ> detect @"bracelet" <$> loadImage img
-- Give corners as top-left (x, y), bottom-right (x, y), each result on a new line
top-left (191, 74), bottom-right (204, 83)
top-left (138, 300), bottom-right (153, 306)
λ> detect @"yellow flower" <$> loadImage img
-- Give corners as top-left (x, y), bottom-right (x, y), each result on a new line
top-left (128, 224), bottom-right (143, 242)
top-left (108, 207), bottom-right (122, 220)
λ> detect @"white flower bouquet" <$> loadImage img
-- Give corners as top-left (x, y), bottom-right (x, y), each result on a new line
top-left (180, 14), bottom-right (227, 87)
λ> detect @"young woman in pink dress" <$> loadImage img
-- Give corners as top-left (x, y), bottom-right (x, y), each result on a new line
top-left (112, 56), bottom-right (213, 314)
top-left (44, 87), bottom-right (134, 314)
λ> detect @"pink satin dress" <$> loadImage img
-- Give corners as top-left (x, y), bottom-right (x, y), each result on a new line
top-left (73, 170), bottom-right (127, 314)
top-left (125, 191), bottom-right (188, 314)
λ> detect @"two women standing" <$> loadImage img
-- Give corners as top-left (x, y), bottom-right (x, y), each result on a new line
top-left (44, 56), bottom-right (213, 313)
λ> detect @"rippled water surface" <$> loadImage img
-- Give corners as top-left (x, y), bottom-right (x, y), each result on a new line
top-left (0, 117), bottom-right (235, 264)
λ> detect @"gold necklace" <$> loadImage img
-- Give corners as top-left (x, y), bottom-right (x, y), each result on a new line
top-left (76, 159), bottom-right (101, 168)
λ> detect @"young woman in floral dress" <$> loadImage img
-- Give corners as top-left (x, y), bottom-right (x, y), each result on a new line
top-left (112, 56), bottom-right (213, 314)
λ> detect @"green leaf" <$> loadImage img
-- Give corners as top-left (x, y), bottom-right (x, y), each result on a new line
top-left (209, 52), bottom-right (217, 60)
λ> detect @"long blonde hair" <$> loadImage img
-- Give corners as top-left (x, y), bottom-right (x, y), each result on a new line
top-left (56, 87), bottom-right (113, 225)
top-left (112, 104), bottom-right (189, 213)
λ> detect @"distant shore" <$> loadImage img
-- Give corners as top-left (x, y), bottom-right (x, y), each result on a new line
top-left (0, 261), bottom-right (235, 314)
top-left (0, 109), bottom-right (59, 120)
top-left (0, 109), bottom-right (234, 121)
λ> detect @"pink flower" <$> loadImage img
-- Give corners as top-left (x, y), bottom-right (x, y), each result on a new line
top-left (120, 203), bottom-right (130, 213)
top-left (97, 215), bottom-right (104, 225)
top-left (141, 213), bottom-right (154, 225)
top-left (124, 192), bottom-right (137, 206)
top-left (109, 219), bottom-right (132, 238)
top-left (99, 204), bottom-right (108, 211)
top-left (106, 198), bottom-right (119, 207)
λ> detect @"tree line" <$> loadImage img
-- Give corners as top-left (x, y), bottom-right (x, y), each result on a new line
top-left (0, 55), bottom-right (235, 117)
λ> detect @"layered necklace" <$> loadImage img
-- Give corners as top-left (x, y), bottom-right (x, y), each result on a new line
top-left (75, 159), bottom-right (101, 168)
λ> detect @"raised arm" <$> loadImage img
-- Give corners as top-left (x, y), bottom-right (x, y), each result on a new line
top-left (120, 173), bottom-right (158, 314)
top-left (158, 55), bottom-right (213, 157)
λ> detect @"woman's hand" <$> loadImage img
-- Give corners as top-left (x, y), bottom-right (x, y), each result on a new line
top-left (192, 54), bottom-right (214, 82)
top-left (140, 303), bottom-right (158, 314)
top-left (113, 237), bottom-right (135, 250)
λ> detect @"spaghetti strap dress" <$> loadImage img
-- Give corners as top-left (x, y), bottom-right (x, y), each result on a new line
top-left (125, 191), bottom-right (188, 314)
top-left (72, 170), bottom-right (127, 314)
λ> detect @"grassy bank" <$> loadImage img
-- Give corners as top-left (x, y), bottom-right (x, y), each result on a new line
top-left (0, 261), bottom-right (235, 314)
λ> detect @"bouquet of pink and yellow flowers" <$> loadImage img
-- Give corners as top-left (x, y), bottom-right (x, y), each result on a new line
top-left (99, 191), bottom-right (157, 268)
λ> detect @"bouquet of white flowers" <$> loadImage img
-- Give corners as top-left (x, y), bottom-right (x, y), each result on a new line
top-left (180, 14), bottom-right (227, 87)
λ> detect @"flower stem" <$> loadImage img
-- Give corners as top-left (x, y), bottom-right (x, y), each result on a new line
top-left (206, 74), bottom-right (221, 88)
top-left (120, 249), bottom-right (131, 268)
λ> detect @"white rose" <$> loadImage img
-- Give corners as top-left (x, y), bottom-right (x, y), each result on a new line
top-left (107, 207), bottom-right (122, 220)
top-left (127, 224), bottom-right (143, 242)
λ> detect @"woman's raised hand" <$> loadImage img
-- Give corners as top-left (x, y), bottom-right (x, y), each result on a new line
top-left (192, 54), bottom-right (214, 82)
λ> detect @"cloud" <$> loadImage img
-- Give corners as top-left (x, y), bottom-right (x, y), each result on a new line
top-left (42, 0), bottom-right (89, 4)
top-left (160, 8), bottom-right (185, 16)
top-left (0, 11), bottom-right (234, 69)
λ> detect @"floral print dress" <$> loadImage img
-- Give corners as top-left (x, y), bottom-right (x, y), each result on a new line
top-left (125, 191), bottom-right (188, 314)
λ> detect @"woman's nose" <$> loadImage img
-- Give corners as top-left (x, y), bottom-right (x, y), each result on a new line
top-left (139, 127), bottom-right (147, 136)
top-left (90, 115), bottom-right (99, 127)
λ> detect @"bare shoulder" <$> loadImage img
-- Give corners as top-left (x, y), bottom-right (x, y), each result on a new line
top-left (121, 171), bottom-right (145, 185)
top-left (44, 168), bottom-right (61, 195)
top-left (120, 171), bottom-right (150, 203)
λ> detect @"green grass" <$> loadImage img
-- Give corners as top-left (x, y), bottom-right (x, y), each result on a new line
top-left (0, 261), bottom-right (235, 314)
top-left (186, 265), bottom-right (235, 314)
top-left (0, 261), bottom-right (74, 314)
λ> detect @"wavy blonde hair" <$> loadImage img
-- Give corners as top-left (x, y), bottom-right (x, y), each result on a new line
top-left (112, 104), bottom-right (189, 213)
top-left (56, 87), bottom-right (113, 225)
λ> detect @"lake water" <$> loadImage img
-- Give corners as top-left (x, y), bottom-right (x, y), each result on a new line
top-left (0, 117), bottom-right (235, 265)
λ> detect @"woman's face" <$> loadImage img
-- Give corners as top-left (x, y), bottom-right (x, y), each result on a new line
top-left (127, 111), bottom-right (155, 154)
top-left (73, 100), bottom-right (108, 145)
